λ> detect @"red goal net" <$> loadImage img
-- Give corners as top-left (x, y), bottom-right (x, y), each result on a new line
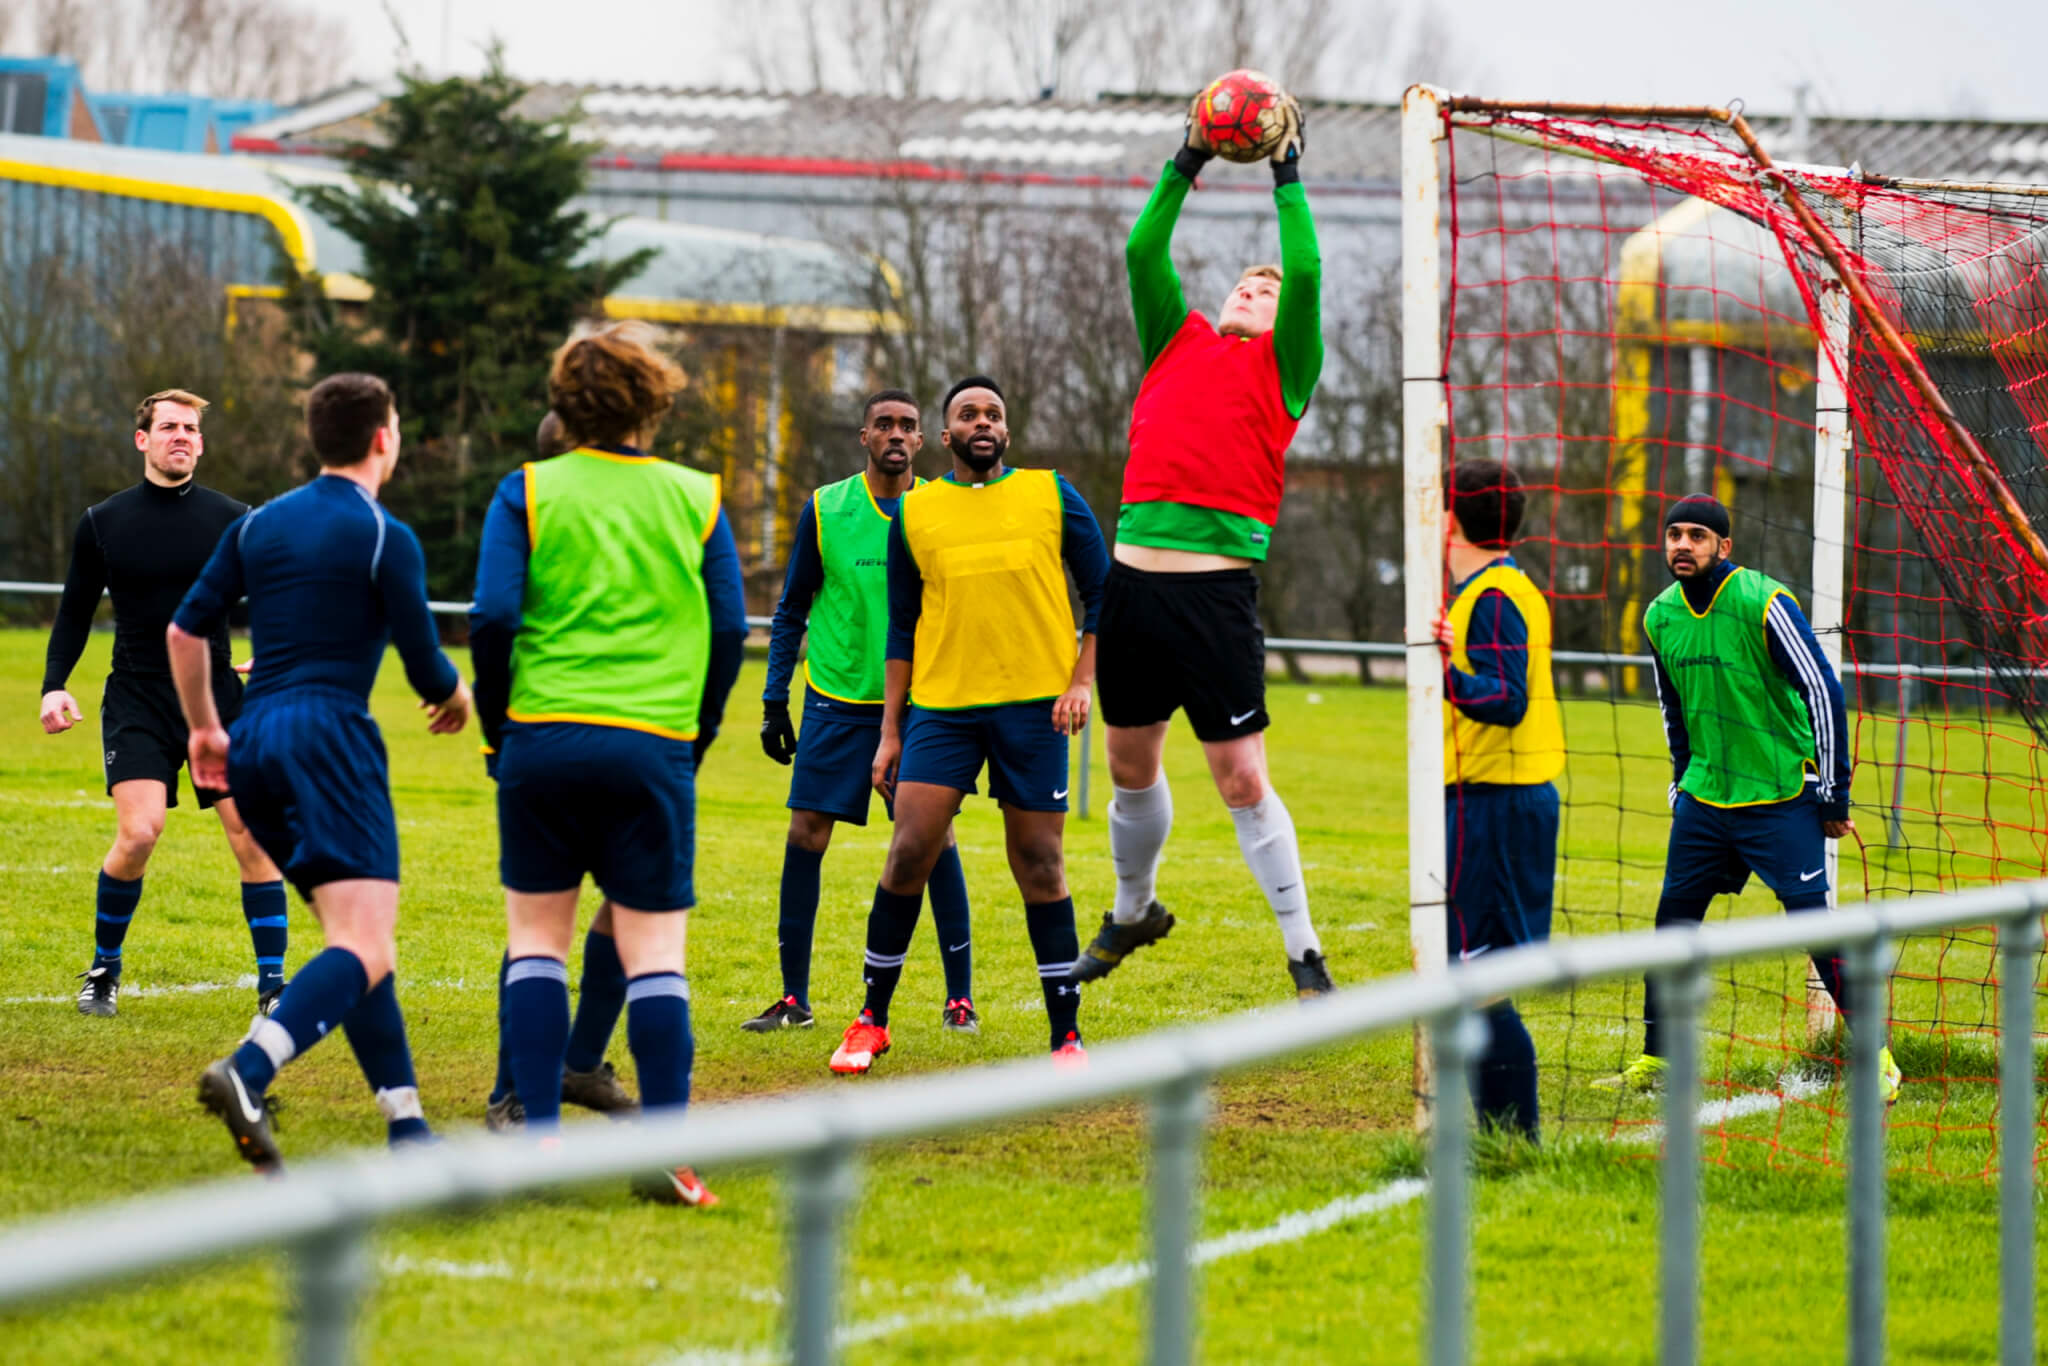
top-left (1431, 99), bottom-right (2048, 1174)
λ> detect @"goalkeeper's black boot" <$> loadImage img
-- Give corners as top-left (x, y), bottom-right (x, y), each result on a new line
top-left (1288, 949), bottom-right (1335, 999)
top-left (1069, 903), bottom-right (1175, 982)
top-left (197, 1058), bottom-right (283, 1172)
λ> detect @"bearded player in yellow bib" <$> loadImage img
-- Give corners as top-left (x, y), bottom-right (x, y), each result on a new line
top-left (752, 389), bottom-right (977, 1035)
top-left (829, 377), bottom-right (1110, 1074)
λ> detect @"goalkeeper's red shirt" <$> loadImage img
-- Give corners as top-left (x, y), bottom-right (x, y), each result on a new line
top-left (1122, 312), bottom-right (1299, 531)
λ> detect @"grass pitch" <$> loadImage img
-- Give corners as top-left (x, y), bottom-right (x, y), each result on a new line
top-left (0, 629), bottom-right (2036, 1364)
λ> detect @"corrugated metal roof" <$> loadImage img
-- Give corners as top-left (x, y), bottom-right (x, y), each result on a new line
top-left (0, 131), bottom-right (354, 276)
top-left (234, 82), bottom-right (2048, 188)
top-left (0, 132), bottom-right (888, 329)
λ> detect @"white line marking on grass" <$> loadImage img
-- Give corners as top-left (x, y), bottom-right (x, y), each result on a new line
top-left (381, 1253), bottom-right (710, 1295)
top-left (657, 1179), bottom-right (1428, 1366)
top-left (384, 1254), bottom-right (517, 1281)
top-left (1609, 1074), bottom-right (1831, 1146)
top-left (2, 977), bottom-right (253, 1005)
top-left (5, 974), bottom-right (485, 1006)
top-left (5, 972), bottom-right (486, 1006)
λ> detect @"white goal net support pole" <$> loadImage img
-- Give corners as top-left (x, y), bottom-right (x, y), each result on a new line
top-left (1402, 84), bottom-right (1451, 1131)
top-left (1808, 215), bottom-right (1854, 1041)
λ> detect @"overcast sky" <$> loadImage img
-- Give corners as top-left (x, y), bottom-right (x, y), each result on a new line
top-left (308, 0), bottom-right (2046, 122)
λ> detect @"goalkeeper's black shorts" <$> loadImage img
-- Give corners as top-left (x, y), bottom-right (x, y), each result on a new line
top-left (1097, 562), bottom-right (1267, 742)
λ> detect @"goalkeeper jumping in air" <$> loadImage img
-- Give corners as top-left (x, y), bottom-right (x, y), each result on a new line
top-left (1073, 83), bottom-right (1333, 996)
top-left (1601, 494), bottom-right (1899, 1102)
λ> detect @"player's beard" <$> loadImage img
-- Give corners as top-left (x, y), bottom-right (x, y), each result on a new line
top-left (146, 448), bottom-right (196, 485)
top-left (948, 431), bottom-right (1006, 472)
top-left (1665, 545), bottom-right (1723, 579)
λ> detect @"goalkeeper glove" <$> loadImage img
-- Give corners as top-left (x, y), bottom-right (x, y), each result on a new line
top-left (1176, 89), bottom-right (1216, 181)
top-left (761, 699), bottom-right (797, 765)
top-left (1271, 93), bottom-right (1305, 184)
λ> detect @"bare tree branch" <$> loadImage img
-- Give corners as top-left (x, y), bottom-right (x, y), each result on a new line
top-left (29, 0), bottom-right (348, 102)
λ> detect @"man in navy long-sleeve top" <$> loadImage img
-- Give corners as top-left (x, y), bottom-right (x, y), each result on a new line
top-left (1435, 460), bottom-right (1565, 1141)
top-left (169, 373), bottom-right (471, 1170)
top-left (1599, 493), bottom-right (1895, 1102)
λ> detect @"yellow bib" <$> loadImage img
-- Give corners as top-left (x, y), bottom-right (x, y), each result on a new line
top-left (900, 470), bottom-right (1075, 709)
top-left (1443, 562), bottom-right (1565, 785)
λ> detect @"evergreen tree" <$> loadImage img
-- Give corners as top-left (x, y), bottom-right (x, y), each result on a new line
top-left (292, 53), bottom-right (652, 598)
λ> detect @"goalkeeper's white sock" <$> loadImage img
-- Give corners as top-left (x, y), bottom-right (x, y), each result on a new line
top-left (1107, 775), bottom-right (1172, 923)
top-left (1230, 789), bottom-right (1321, 960)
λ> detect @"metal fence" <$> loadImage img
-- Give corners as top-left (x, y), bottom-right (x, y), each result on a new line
top-left (0, 879), bottom-right (2040, 1366)
top-left (0, 581), bottom-right (1981, 833)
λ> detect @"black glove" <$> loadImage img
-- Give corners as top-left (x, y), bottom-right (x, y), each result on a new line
top-left (483, 746), bottom-right (500, 782)
top-left (1176, 88), bottom-right (1216, 182)
top-left (761, 700), bottom-right (797, 765)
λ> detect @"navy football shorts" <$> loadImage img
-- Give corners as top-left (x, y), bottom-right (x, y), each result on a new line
top-left (788, 689), bottom-right (884, 825)
top-left (1445, 781), bottom-right (1559, 960)
top-left (228, 686), bottom-right (397, 899)
top-left (497, 720), bottom-right (697, 911)
top-left (1662, 787), bottom-right (1829, 903)
top-left (898, 700), bottom-right (1071, 812)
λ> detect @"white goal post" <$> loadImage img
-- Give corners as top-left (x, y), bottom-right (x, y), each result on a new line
top-left (1398, 86), bottom-right (1857, 1125)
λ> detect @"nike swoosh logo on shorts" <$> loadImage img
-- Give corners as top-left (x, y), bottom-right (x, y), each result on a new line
top-left (1229, 710), bottom-right (1257, 726)
top-left (1053, 788), bottom-right (1069, 799)
top-left (1799, 868), bottom-right (1824, 881)
top-left (948, 941), bottom-right (970, 953)
top-left (227, 1069), bottom-right (264, 1124)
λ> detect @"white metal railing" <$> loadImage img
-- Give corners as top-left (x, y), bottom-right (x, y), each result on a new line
top-left (0, 581), bottom-right (1997, 835)
top-left (0, 880), bottom-right (2040, 1366)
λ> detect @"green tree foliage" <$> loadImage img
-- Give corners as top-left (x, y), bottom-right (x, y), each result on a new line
top-left (291, 54), bottom-right (653, 599)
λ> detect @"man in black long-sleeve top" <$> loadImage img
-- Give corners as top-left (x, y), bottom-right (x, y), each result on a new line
top-left (38, 389), bottom-right (287, 1018)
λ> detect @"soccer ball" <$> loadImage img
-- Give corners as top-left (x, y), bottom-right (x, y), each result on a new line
top-left (1193, 69), bottom-right (1288, 163)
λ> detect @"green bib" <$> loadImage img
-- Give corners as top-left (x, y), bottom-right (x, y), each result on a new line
top-left (1644, 566), bottom-right (1814, 807)
top-left (805, 473), bottom-right (915, 704)
top-left (509, 449), bottom-right (720, 740)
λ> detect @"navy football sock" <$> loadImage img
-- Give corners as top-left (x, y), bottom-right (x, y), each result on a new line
top-left (1025, 898), bottom-right (1082, 1049)
top-left (625, 973), bottom-right (694, 1116)
top-left (776, 844), bottom-right (826, 1007)
top-left (93, 871), bottom-right (142, 974)
top-left (1783, 892), bottom-right (1851, 1024)
top-left (1643, 895), bottom-right (1711, 1057)
top-left (928, 844), bottom-right (973, 1002)
top-left (565, 928), bottom-right (627, 1074)
top-left (342, 974), bottom-right (430, 1145)
top-left (231, 946), bottom-right (369, 1094)
top-left (241, 880), bottom-right (289, 994)
top-left (490, 951), bottom-right (514, 1105)
top-left (1475, 1001), bottom-right (1539, 1142)
top-left (861, 886), bottom-right (923, 1027)
top-left (504, 956), bottom-right (571, 1130)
